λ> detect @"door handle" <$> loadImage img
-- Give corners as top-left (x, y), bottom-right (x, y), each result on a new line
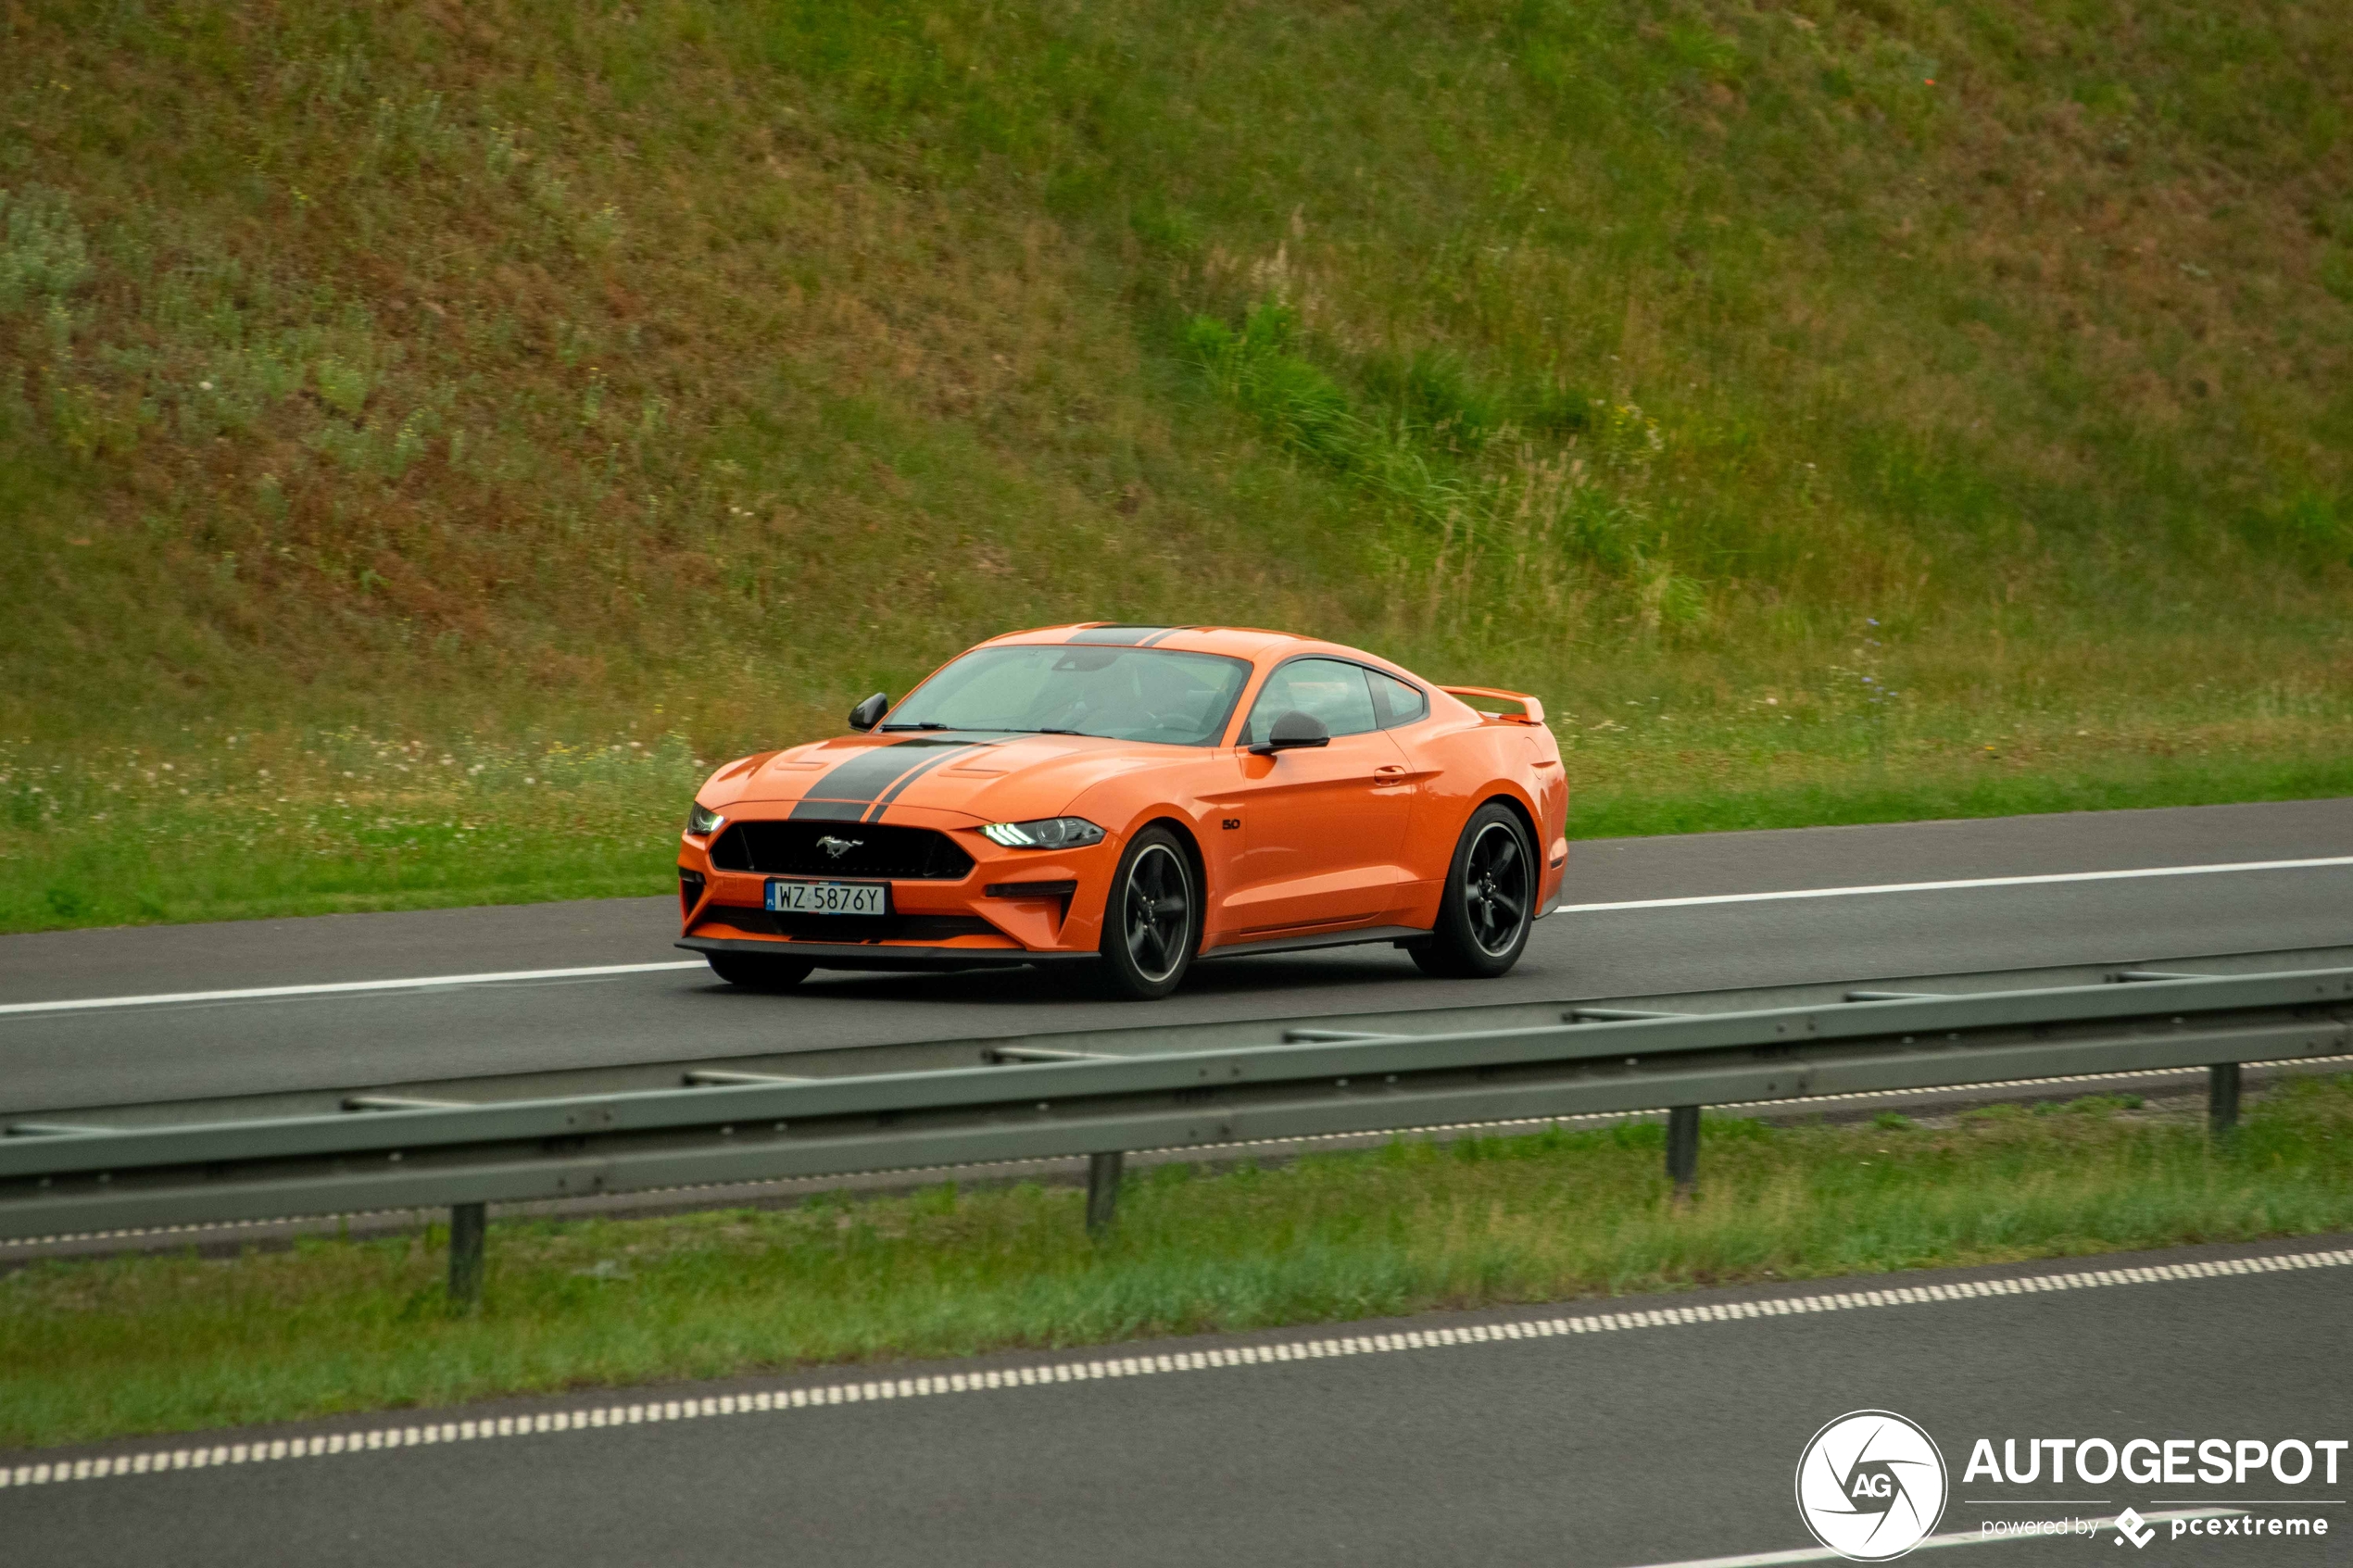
top-left (1372, 765), bottom-right (1410, 783)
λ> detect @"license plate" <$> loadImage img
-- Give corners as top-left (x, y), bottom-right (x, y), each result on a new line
top-left (765, 879), bottom-right (890, 916)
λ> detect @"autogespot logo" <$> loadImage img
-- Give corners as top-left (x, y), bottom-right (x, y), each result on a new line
top-left (1795, 1411), bottom-right (1951, 1562)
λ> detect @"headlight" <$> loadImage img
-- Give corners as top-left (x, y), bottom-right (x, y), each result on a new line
top-left (687, 802), bottom-right (725, 836)
top-left (980, 816), bottom-right (1105, 850)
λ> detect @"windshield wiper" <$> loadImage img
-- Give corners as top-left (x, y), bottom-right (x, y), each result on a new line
top-left (877, 721), bottom-right (951, 731)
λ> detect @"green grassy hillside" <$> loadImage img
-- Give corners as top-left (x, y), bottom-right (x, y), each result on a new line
top-left (3, 0), bottom-right (2349, 930)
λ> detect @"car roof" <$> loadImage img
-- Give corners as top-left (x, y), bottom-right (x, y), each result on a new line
top-left (984, 623), bottom-right (1412, 674)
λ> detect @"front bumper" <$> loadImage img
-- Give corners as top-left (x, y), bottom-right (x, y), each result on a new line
top-left (676, 808), bottom-right (1111, 969)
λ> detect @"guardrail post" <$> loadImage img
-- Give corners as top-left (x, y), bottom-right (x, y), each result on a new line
top-left (2208, 1063), bottom-right (2241, 1139)
top-left (447, 1202), bottom-right (486, 1311)
top-left (1085, 1151), bottom-right (1124, 1236)
top-left (1666, 1106), bottom-right (1700, 1201)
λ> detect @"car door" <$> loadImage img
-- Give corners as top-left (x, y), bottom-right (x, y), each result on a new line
top-left (1209, 658), bottom-right (1416, 935)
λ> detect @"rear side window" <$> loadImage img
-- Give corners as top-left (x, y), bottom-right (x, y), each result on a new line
top-left (1241, 658), bottom-right (1378, 744)
top-left (1368, 671), bottom-right (1428, 728)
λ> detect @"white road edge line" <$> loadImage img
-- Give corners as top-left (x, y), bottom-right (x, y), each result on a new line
top-left (9, 853), bottom-right (2352, 1018)
top-left (1557, 854), bottom-right (2353, 914)
top-left (5, 1246), bottom-right (2346, 1490)
top-left (0, 960), bottom-right (710, 1018)
top-left (1617, 1509), bottom-right (2246, 1568)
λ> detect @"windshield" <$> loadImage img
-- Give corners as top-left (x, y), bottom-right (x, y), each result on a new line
top-left (883, 645), bottom-right (1252, 746)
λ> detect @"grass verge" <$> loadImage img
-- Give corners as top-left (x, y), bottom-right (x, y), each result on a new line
top-left (6, 722), bottom-right (2347, 935)
top-left (6, 1078), bottom-right (2351, 1451)
top-left (4, 1), bottom-right (2352, 937)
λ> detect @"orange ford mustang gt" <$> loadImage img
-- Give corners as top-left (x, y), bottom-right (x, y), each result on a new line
top-left (676, 624), bottom-right (1567, 999)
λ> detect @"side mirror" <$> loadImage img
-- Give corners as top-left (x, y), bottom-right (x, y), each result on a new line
top-left (1249, 709), bottom-right (1330, 756)
top-left (847, 692), bottom-right (889, 732)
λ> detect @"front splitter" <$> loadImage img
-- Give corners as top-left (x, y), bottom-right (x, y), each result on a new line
top-left (676, 936), bottom-right (1093, 972)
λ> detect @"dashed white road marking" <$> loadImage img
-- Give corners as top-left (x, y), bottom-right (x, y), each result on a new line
top-left (6, 854), bottom-right (2347, 1018)
top-left (1619, 1510), bottom-right (2246, 1568)
top-left (6, 1246), bottom-right (2346, 1490)
top-left (1559, 854), bottom-right (2353, 914)
top-left (0, 961), bottom-right (709, 1018)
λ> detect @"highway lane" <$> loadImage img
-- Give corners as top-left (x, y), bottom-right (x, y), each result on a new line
top-left (7, 1235), bottom-right (2346, 1566)
top-left (2, 797), bottom-right (2347, 1114)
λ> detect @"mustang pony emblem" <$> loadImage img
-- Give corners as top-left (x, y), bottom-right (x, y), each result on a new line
top-left (814, 834), bottom-right (863, 859)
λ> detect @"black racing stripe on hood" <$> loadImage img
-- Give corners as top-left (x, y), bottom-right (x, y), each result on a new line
top-left (860, 741), bottom-right (1001, 822)
top-left (786, 799), bottom-right (874, 822)
top-left (787, 739), bottom-right (975, 820)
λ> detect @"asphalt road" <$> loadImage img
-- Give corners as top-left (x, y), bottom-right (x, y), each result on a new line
top-left (3, 797), bottom-right (2349, 1114)
top-left (8, 1236), bottom-right (2347, 1566)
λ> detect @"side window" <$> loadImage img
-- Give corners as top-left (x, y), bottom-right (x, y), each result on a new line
top-left (1368, 671), bottom-right (1428, 728)
top-left (1241, 659), bottom-right (1378, 744)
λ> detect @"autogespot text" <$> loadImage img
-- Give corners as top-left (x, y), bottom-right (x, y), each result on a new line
top-left (1962, 1436), bottom-right (2347, 1486)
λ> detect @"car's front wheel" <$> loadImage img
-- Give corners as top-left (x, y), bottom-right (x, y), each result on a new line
top-left (707, 951), bottom-right (815, 991)
top-left (1094, 826), bottom-right (1200, 999)
top-left (1410, 802), bottom-right (1534, 979)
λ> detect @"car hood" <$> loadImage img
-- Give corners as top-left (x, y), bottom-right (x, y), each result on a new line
top-left (702, 732), bottom-right (1176, 823)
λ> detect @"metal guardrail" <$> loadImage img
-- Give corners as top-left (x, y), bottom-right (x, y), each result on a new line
top-left (3, 963), bottom-right (2349, 1302)
top-left (17, 946), bottom-right (2351, 1135)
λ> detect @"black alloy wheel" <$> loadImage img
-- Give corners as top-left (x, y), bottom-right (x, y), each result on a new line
top-left (1095, 827), bottom-right (1200, 999)
top-left (1410, 802), bottom-right (1535, 979)
top-left (707, 951), bottom-right (816, 991)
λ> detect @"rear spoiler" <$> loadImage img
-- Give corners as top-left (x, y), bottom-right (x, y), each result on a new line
top-left (1440, 685), bottom-right (1546, 726)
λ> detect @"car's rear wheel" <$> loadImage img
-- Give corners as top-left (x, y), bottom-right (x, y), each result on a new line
top-left (706, 951), bottom-right (815, 991)
top-left (1410, 802), bottom-right (1534, 979)
top-left (1094, 827), bottom-right (1200, 1000)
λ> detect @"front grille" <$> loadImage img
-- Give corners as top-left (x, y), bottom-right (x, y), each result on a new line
top-left (709, 821), bottom-right (975, 881)
top-left (695, 906), bottom-right (1001, 944)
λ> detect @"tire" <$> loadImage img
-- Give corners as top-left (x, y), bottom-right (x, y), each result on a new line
top-left (1410, 802), bottom-right (1535, 980)
top-left (1093, 826), bottom-right (1201, 1000)
top-left (707, 951), bottom-right (815, 991)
